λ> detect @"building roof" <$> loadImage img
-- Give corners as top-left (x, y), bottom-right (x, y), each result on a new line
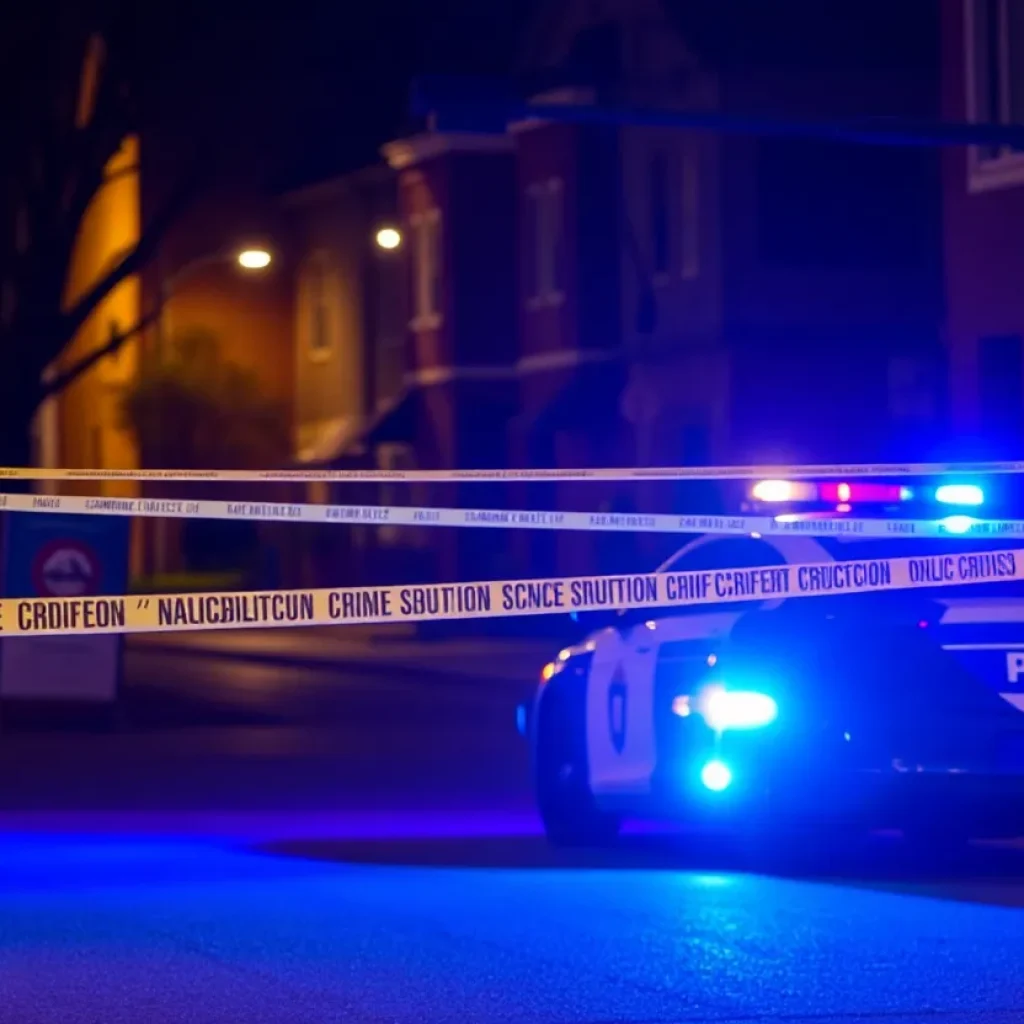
top-left (662, 0), bottom-right (937, 74)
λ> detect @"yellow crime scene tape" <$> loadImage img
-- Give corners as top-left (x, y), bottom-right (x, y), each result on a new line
top-left (1, 457), bottom-right (1024, 483)
top-left (2, 547), bottom-right (1022, 639)
top-left (4, 490), bottom-right (1024, 540)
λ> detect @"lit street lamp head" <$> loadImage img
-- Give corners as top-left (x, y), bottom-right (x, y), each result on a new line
top-left (375, 227), bottom-right (402, 251)
top-left (237, 249), bottom-right (272, 270)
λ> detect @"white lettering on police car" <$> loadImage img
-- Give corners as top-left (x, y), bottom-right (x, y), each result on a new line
top-left (1007, 652), bottom-right (1024, 684)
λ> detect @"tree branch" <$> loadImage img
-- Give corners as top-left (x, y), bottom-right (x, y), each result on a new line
top-left (43, 302), bottom-right (161, 398)
top-left (57, 156), bottom-right (204, 344)
top-left (99, 162), bottom-right (139, 187)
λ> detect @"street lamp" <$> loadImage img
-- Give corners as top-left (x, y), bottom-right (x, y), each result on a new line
top-left (237, 248), bottom-right (272, 269)
top-left (374, 226), bottom-right (402, 251)
top-left (148, 243), bottom-right (273, 575)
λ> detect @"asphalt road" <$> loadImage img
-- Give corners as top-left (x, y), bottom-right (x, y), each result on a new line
top-left (3, 647), bottom-right (1024, 1023)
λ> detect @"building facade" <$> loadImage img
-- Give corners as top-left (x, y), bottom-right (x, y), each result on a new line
top-left (320, 0), bottom-right (946, 580)
top-left (941, 0), bottom-right (1024, 457)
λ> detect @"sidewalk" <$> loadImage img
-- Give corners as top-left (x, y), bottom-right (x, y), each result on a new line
top-left (128, 625), bottom-right (557, 685)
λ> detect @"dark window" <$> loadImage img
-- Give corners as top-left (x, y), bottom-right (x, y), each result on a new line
top-left (525, 181), bottom-right (563, 302)
top-left (649, 151), bottom-right (670, 275)
top-left (979, 334), bottom-right (1024, 446)
top-left (523, 190), bottom-right (537, 301)
top-left (969, 0), bottom-right (1024, 161)
top-left (307, 258), bottom-right (332, 356)
top-left (756, 138), bottom-right (925, 268)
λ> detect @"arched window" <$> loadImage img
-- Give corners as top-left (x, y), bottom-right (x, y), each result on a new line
top-left (303, 252), bottom-right (336, 360)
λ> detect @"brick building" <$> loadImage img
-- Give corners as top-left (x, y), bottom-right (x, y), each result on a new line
top-left (940, 0), bottom-right (1024, 457)
top-left (317, 0), bottom-right (945, 581)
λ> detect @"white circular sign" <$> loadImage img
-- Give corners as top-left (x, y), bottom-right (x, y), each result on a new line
top-left (35, 544), bottom-right (97, 597)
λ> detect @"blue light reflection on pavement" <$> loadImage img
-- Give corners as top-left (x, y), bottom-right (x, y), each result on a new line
top-left (2, 815), bottom-right (1024, 1024)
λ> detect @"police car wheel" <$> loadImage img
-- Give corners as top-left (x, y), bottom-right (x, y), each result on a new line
top-left (535, 693), bottom-right (621, 848)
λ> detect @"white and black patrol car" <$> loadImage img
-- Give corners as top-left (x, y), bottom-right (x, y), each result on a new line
top-left (519, 478), bottom-right (1024, 849)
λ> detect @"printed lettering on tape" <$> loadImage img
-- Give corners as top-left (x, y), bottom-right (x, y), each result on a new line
top-left (6, 491), bottom-right (1024, 542)
top-left (0, 548), bottom-right (1020, 639)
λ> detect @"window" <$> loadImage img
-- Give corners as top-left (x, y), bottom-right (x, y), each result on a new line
top-left (410, 209), bottom-right (442, 328)
top-left (649, 151), bottom-right (671, 276)
top-left (966, 0), bottom-right (1024, 190)
top-left (887, 355), bottom-right (936, 422)
top-left (978, 334), bottom-right (1024, 444)
top-left (305, 255), bottom-right (334, 359)
top-left (680, 150), bottom-right (700, 279)
top-left (647, 149), bottom-right (699, 282)
top-left (525, 179), bottom-right (564, 306)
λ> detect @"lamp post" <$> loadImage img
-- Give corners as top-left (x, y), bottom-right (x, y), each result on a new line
top-left (367, 225), bottom-right (405, 423)
top-left (148, 246), bottom-right (271, 576)
top-left (156, 246), bottom-right (273, 362)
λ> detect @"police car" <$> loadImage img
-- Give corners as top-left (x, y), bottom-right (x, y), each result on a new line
top-left (522, 478), bottom-right (1024, 849)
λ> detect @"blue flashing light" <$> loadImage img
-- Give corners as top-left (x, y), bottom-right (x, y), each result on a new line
top-left (939, 515), bottom-right (977, 535)
top-left (935, 484), bottom-right (985, 507)
top-left (700, 760), bottom-right (732, 792)
top-left (701, 687), bottom-right (778, 731)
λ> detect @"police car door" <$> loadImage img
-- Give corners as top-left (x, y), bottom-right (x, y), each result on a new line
top-left (935, 596), bottom-right (1024, 714)
top-left (586, 536), bottom-right (832, 799)
top-left (829, 537), bottom-right (1024, 718)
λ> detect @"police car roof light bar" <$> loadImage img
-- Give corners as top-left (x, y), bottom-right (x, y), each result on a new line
top-left (935, 484), bottom-right (985, 507)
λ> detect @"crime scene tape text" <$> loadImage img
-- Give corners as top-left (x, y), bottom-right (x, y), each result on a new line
top-left (3, 492), bottom-right (1024, 540)
top-left (2, 548), bottom-right (1021, 638)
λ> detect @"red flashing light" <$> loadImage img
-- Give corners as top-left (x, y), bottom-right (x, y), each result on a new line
top-left (818, 482), bottom-right (905, 504)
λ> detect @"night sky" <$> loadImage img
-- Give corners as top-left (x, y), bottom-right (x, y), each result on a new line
top-left (154, 1), bottom-right (543, 192)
